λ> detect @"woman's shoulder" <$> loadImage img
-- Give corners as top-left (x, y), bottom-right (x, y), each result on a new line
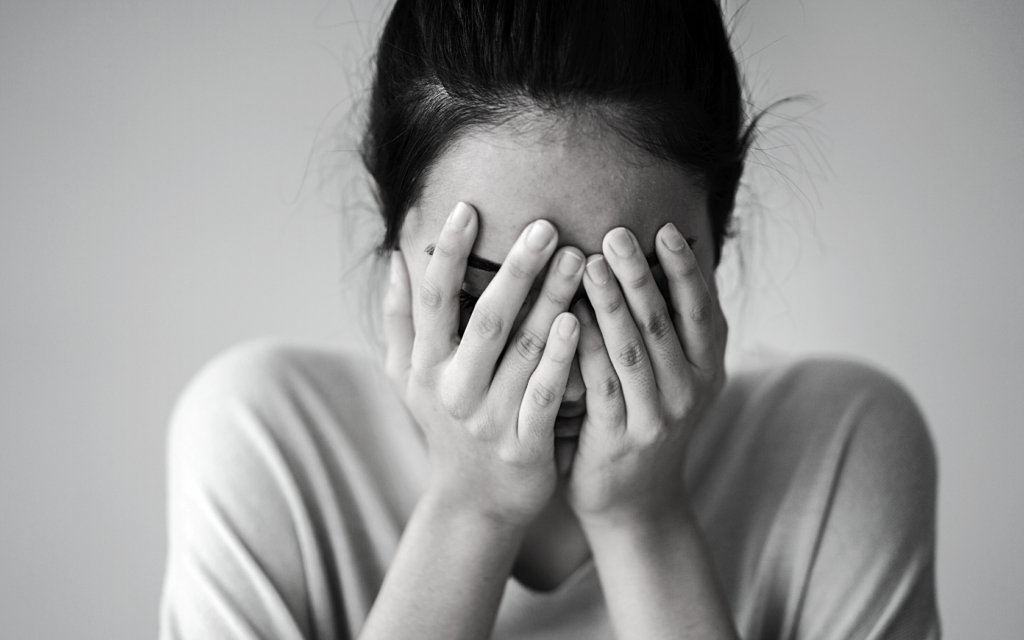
top-left (162, 342), bottom-right (425, 638)
top-left (714, 353), bottom-right (932, 450)
top-left (691, 352), bottom-right (938, 529)
top-left (709, 354), bottom-right (936, 491)
top-left (692, 355), bottom-right (940, 639)
top-left (170, 338), bottom-right (411, 441)
top-left (727, 350), bottom-right (915, 399)
top-left (173, 339), bottom-right (386, 413)
top-left (168, 339), bottom-right (425, 495)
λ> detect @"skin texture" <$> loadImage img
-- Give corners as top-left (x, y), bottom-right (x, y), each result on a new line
top-left (402, 115), bottom-right (718, 305)
top-left (362, 116), bottom-right (737, 640)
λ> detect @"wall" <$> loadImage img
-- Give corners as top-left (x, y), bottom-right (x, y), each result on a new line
top-left (0, 1), bottom-right (1020, 638)
top-left (730, 3), bottom-right (1024, 638)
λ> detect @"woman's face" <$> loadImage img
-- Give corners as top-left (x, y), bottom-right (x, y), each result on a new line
top-left (398, 115), bottom-right (717, 407)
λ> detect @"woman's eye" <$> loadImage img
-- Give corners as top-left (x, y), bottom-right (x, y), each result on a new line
top-left (459, 289), bottom-right (479, 311)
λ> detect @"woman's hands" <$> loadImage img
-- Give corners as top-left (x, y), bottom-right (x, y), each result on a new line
top-left (567, 223), bottom-right (727, 528)
top-left (384, 202), bottom-right (727, 532)
top-left (383, 202), bottom-right (586, 530)
top-left (376, 207), bottom-right (735, 640)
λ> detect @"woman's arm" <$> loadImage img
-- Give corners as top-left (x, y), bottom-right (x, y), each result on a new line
top-left (359, 491), bottom-right (523, 640)
top-left (584, 504), bottom-right (738, 640)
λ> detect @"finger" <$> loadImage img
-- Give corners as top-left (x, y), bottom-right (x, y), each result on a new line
top-left (383, 251), bottom-right (414, 389)
top-left (450, 219), bottom-right (559, 393)
top-left (574, 300), bottom-right (625, 433)
top-left (581, 253), bottom-right (659, 417)
top-left (518, 313), bottom-right (579, 450)
top-left (411, 202), bottom-right (476, 372)
top-left (493, 247), bottom-right (585, 396)
top-left (602, 227), bottom-right (688, 393)
top-left (655, 223), bottom-right (718, 372)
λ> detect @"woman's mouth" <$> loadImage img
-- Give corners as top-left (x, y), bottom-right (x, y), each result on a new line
top-left (554, 413), bottom-right (584, 438)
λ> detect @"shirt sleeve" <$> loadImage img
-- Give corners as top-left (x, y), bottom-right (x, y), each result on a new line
top-left (792, 360), bottom-right (941, 640)
top-left (158, 342), bottom-right (351, 640)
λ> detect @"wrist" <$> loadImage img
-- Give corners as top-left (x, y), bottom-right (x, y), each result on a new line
top-left (579, 495), bottom-right (697, 547)
top-left (419, 484), bottom-right (533, 545)
top-left (575, 481), bottom-right (693, 532)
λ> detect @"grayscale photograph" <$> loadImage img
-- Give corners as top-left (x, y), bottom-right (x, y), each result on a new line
top-left (1, 1), bottom-right (1021, 638)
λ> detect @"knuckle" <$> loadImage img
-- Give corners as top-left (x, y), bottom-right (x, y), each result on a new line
top-left (633, 426), bottom-right (666, 448)
top-left (471, 305), bottom-right (505, 341)
top-left (605, 438), bottom-right (632, 462)
top-left (530, 380), bottom-right (561, 409)
top-left (580, 331), bottom-right (606, 355)
top-left (616, 340), bottom-right (647, 371)
top-left (626, 270), bottom-right (652, 290)
top-left (471, 407), bottom-right (507, 440)
top-left (440, 388), bottom-right (473, 420)
top-left (496, 442), bottom-right (526, 466)
top-left (513, 328), bottom-right (547, 361)
top-left (689, 294), bottom-right (714, 325)
top-left (409, 358), bottom-right (434, 385)
top-left (504, 256), bottom-right (534, 282)
top-left (464, 419), bottom-right (492, 440)
top-left (418, 280), bottom-right (445, 311)
top-left (542, 287), bottom-right (571, 308)
top-left (591, 372), bottom-right (622, 399)
top-left (665, 389), bottom-right (694, 418)
top-left (546, 343), bottom-right (573, 366)
top-left (677, 254), bottom-right (701, 278)
top-left (597, 294), bottom-right (624, 316)
top-left (432, 238), bottom-right (459, 260)
top-left (642, 311), bottom-right (675, 342)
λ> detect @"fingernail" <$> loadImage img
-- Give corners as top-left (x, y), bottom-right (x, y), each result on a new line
top-left (525, 220), bottom-right (555, 250)
top-left (448, 202), bottom-right (472, 230)
top-left (557, 314), bottom-right (578, 338)
top-left (585, 255), bottom-right (610, 284)
top-left (574, 300), bottom-right (594, 325)
top-left (662, 223), bottom-right (685, 252)
top-left (607, 228), bottom-right (635, 258)
top-left (557, 251), bottom-right (583, 276)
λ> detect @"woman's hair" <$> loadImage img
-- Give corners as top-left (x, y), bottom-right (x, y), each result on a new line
top-left (360, 0), bottom-right (753, 265)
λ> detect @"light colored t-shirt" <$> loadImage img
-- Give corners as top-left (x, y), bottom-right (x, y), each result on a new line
top-left (158, 340), bottom-right (940, 640)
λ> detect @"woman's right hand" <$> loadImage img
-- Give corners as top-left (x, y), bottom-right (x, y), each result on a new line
top-left (382, 202), bottom-right (585, 531)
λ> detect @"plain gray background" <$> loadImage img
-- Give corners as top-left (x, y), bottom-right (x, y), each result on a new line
top-left (1, 0), bottom-right (1021, 638)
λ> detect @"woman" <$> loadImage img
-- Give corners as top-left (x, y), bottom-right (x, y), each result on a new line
top-left (159, 1), bottom-right (940, 638)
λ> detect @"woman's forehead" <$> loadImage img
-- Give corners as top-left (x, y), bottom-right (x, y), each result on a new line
top-left (410, 122), bottom-right (708, 260)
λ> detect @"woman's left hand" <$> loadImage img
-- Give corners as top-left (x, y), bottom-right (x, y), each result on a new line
top-left (566, 222), bottom-right (728, 528)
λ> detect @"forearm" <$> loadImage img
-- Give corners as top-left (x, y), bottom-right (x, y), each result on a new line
top-left (584, 504), bottom-right (739, 640)
top-left (358, 489), bottom-right (523, 640)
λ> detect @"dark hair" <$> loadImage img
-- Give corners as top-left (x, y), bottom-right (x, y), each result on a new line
top-left (361, 0), bottom-right (753, 265)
